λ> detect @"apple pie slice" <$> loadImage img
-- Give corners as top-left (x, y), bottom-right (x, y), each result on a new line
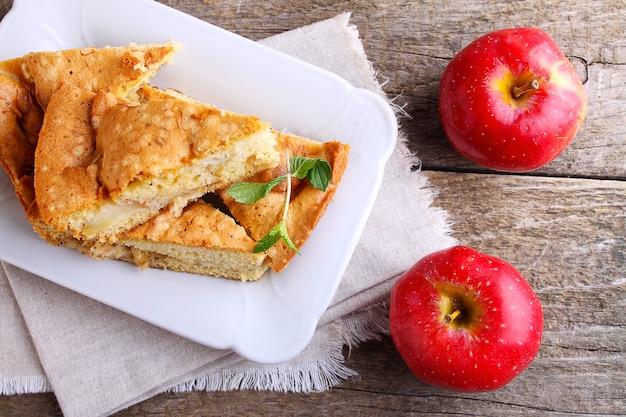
top-left (21, 41), bottom-right (179, 109)
top-left (0, 58), bottom-right (90, 252)
top-left (218, 131), bottom-right (350, 273)
top-left (0, 58), bottom-right (43, 210)
top-left (34, 82), bottom-right (279, 241)
top-left (116, 201), bottom-right (269, 282)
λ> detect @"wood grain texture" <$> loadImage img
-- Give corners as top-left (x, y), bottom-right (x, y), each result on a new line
top-left (0, 0), bottom-right (624, 416)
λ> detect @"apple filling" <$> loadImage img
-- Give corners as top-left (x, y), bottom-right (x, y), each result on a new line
top-left (81, 188), bottom-right (205, 237)
top-left (82, 200), bottom-right (153, 236)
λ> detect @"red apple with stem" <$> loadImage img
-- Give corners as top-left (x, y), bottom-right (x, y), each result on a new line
top-left (389, 246), bottom-right (543, 392)
top-left (438, 27), bottom-right (587, 172)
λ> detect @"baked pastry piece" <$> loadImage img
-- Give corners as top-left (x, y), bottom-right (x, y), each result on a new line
top-left (21, 42), bottom-right (179, 109)
top-left (116, 201), bottom-right (268, 281)
top-left (2, 41), bottom-right (178, 216)
top-left (0, 58), bottom-right (43, 210)
top-left (34, 81), bottom-right (279, 241)
top-left (218, 131), bottom-right (350, 273)
top-left (94, 85), bottom-right (279, 207)
top-left (0, 59), bottom-right (91, 254)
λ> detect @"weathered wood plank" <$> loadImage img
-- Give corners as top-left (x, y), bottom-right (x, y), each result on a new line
top-left (424, 171), bottom-right (625, 287)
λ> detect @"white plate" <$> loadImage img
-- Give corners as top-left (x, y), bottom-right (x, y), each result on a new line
top-left (0, 0), bottom-right (396, 363)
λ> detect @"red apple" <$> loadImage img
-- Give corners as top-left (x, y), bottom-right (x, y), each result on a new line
top-left (389, 246), bottom-right (543, 392)
top-left (438, 28), bottom-right (587, 172)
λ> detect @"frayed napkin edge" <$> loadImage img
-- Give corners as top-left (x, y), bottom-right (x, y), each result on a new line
top-left (1, 375), bottom-right (52, 395)
top-left (167, 302), bottom-right (391, 394)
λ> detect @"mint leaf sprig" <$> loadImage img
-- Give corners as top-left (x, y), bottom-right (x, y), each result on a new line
top-left (226, 153), bottom-right (332, 253)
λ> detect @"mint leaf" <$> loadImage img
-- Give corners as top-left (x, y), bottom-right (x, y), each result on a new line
top-left (277, 221), bottom-right (299, 253)
top-left (253, 224), bottom-right (282, 253)
top-left (226, 175), bottom-right (286, 204)
top-left (305, 159), bottom-right (332, 191)
top-left (290, 155), bottom-right (318, 179)
top-left (253, 220), bottom-right (300, 254)
top-left (289, 156), bottom-right (332, 191)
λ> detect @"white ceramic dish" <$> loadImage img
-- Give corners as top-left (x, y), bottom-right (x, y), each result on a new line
top-left (0, 0), bottom-right (396, 363)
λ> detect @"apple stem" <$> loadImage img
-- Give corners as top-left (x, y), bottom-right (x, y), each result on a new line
top-left (445, 309), bottom-right (462, 324)
top-left (512, 78), bottom-right (540, 98)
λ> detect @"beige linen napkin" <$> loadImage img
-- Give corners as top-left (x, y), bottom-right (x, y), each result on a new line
top-left (0, 12), bottom-right (456, 417)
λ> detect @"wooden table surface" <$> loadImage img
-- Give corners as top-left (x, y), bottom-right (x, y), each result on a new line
top-left (1, 0), bottom-right (624, 416)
